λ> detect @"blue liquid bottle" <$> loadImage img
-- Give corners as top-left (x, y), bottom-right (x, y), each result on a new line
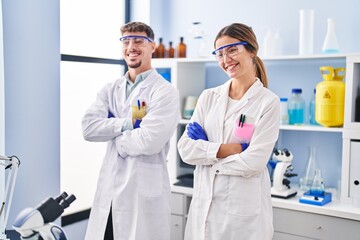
top-left (288, 88), bottom-right (305, 125)
top-left (309, 88), bottom-right (319, 125)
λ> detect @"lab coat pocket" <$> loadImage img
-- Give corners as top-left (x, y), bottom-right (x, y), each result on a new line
top-left (232, 122), bottom-right (255, 143)
top-left (137, 162), bottom-right (163, 197)
top-left (228, 176), bottom-right (261, 216)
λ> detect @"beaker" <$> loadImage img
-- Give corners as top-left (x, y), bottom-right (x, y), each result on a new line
top-left (310, 169), bottom-right (325, 195)
top-left (299, 146), bottom-right (320, 191)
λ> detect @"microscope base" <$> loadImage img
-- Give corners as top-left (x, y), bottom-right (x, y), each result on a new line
top-left (271, 187), bottom-right (297, 199)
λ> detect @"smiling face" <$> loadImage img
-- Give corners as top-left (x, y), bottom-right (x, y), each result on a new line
top-left (121, 31), bottom-right (156, 74)
top-left (214, 35), bottom-right (255, 80)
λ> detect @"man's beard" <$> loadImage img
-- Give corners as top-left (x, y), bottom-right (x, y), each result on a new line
top-left (127, 61), bottom-right (142, 69)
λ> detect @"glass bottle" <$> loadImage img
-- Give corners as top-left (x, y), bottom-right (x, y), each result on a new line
top-left (322, 18), bottom-right (340, 54)
top-left (156, 37), bottom-right (165, 58)
top-left (310, 169), bottom-right (325, 195)
top-left (280, 97), bottom-right (289, 125)
top-left (167, 41), bottom-right (175, 58)
top-left (300, 146), bottom-right (320, 191)
top-left (288, 88), bottom-right (305, 125)
top-left (177, 37), bottom-right (186, 58)
top-left (309, 88), bottom-right (319, 125)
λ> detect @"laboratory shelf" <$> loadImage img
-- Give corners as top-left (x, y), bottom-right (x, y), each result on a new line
top-left (151, 53), bottom-right (359, 67)
top-left (280, 124), bottom-right (343, 133)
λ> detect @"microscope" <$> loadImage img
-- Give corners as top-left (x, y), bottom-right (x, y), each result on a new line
top-left (13, 192), bottom-right (76, 240)
top-left (270, 148), bottom-right (298, 199)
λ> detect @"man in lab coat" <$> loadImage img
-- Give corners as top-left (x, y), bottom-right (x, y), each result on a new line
top-left (82, 22), bottom-right (180, 240)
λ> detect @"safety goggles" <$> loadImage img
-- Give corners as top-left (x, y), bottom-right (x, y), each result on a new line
top-left (119, 35), bottom-right (154, 47)
top-left (212, 42), bottom-right (248, 61)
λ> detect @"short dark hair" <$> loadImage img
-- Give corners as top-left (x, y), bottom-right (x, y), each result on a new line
top-left (120, 22), bottom-right (155, 40)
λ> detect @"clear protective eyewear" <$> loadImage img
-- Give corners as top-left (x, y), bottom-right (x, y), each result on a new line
top-left (119, 35), bottom-right (154, 47)
top-left (212, 42), bottom-right (248, 61)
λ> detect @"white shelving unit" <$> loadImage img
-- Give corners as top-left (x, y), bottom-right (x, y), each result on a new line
top-left (152, 54), bottom-right (360, 239)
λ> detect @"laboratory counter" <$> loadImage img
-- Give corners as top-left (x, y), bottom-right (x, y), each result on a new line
top-left (170, 184), bottom-right (360, 221)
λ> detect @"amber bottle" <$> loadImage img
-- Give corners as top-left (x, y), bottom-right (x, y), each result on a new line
top-left (156, 37), bottom-right (165, 58)
top-left (167, 41), bottom-right (175, 58)
top-left (177, 37), bottom-right (186, 58)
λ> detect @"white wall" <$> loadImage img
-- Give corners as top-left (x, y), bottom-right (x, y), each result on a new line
top-left (150, 0), bottom-right (360, 58)
top-left (0, 0), bottom-right (6, 235)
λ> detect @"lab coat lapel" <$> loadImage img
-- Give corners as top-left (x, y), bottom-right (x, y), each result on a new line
top-left (214, 80), bottom-right (232, 142)
top-left (127, 70), bottom-right (157, 106)
top-left (224, 78), bottom-right (263, 119)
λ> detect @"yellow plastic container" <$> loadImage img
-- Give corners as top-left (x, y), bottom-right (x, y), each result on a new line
top-left (315, 66), bottom-right (345, 127)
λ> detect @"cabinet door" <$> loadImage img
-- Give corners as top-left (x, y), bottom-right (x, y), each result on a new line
top-left (273, 232), bottom-right (311, 240)
top-left (171, 192), bottom-right (184, 215)
top-left (171, 215), bottom-right (184, 240)
top-left (274, 207), bottom-right (360, 239)
top-left (350, 141), bottom-right (360, 199)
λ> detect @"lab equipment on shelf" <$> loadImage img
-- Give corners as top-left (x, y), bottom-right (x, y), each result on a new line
top-left (167, 41), bottom-right (175, 58)
top-left (189, 22), bottom-right (210, 58)
top-left (299, 169), bottom-right (332, 206)
top-left (280, 97), bottom-right (289, 125)
top-left (177, 37), bottom-right (187, 58)
top-left (299, 9), bottom-right (314, 55)
top-left (310, 169), bottom-right (325, 195)
top-left (309, 88), bottom-right (319, 125)
top-left (322, 18), bottom-right (340, 54)
top-left (183, 96), bottom-right (198, 119)
top-left (270, 148), bottom-right (298, 199)
top-left (316, 66), bottom-right (345, 127)
top-left (288, 88), bottom-right (305, 125)
top-left (154, 37), bottom-right (165, 58)
top-left (299, 146), bottom-right (320, 191)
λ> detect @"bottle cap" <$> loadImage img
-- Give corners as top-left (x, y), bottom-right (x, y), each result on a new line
top-left (280, 98), bottom-right (288, 102)
top-left (292, 88), bottom-right (302, 94)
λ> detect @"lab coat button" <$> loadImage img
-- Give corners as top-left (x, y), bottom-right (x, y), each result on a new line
top-left (216, 170), bottom-right (219, 174)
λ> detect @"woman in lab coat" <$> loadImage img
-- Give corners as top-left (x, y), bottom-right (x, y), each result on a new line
top-left (177, 23), bottom-right (280, 240)
top-left (82, 22), bottom-right (180, 240)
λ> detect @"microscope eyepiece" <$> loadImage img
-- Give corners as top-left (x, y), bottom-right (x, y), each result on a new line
top-left (60, 194), bottom-right (76, 209)
top-left (54, 192), bottom-right (68, 203)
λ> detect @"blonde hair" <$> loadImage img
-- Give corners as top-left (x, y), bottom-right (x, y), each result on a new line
top-left (214, 23), bottom-right (268, 88)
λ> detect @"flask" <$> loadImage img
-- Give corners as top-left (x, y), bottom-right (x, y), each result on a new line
top-left (322, 18), bottom-right (340, 54)
top-left (309, 88), bottom-right (319, 125)
top-left (288, 88), bottom-right (305, 125)
top-left (279, 97), bottom-right (289, 125)
top-left (316, 66), bottom-right (345, 127)
top-left (300, 146), bottom-right (320, 191)
top-left (167, 41), bottom-right (175, 58)
top-left (156, 37), bottom-right (165, 58)
top-left (177, 37), bottom-right (186, 58)
top-left (310, 169), bottom-right (325, 195)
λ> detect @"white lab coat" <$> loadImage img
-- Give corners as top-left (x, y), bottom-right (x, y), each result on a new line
top-left (82, 70), bottom-right (180, 240)
top-left (178, 78), bottom-right (279, 240)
